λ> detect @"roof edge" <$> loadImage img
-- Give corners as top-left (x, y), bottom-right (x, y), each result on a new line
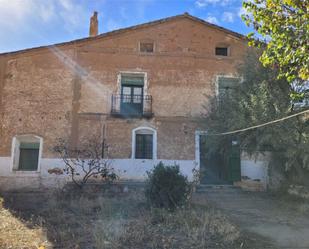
top-left (0, 13), bottom-right (247, 57)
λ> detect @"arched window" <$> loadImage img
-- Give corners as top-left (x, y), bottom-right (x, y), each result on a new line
top-left (11, 135), bottom-right (43, 172)
top-left (132, 127), bottom-right (157, 159)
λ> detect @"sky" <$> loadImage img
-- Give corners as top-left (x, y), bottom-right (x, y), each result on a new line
top-left (0, 0), bottom-right (251, 53)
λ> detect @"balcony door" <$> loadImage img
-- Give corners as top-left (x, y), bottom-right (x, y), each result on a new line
top-left (121, 85), bottom-right (143, 116)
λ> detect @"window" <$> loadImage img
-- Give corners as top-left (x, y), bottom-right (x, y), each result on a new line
top-left (217, 76), bottom-right (241, 102)
top-left (135, 134), bottom-right (153, 159)
top-left (18, 143), bottom-right (40, 170)
top-left (132, 127), bottom-right (157, 159)
top-left (215, 47), bottom-right (228, 56)
top-left (120, 74), bottom-right (144, 116)
top-left (12, 135), bottom-right (42, 171)
top-left (140, 42), bottom-right (154, 53)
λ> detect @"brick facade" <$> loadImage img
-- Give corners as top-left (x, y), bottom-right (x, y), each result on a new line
top-left (0, 14), bottom-right (250, 188)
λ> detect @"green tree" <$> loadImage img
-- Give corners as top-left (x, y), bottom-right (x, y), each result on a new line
top-left (204, 51), bottom-right (309, 185)
top-left (242, 0), bottom-right (309, 83)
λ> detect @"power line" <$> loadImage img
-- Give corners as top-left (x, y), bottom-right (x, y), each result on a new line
top-left (208, 109), bottom-right (309, 136)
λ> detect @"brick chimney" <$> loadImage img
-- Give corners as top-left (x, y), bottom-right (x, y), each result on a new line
top-left (89, 11), bottom-right (98, 37)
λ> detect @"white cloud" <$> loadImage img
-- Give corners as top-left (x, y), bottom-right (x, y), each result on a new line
top-left (195, 0), bottom-right (232, 8)
top-left (58, 2), bottom-right (89, 32)
top-left (0, 0), bottom-right (89, 33)
top-left (205, 15), bottom-right (219, 25)
top-left (221, 11), bottom-right (235, 23)
top-left (0, 0), bottom-right (33, 27)
top-left (195, 0), bottom-right (219, 8)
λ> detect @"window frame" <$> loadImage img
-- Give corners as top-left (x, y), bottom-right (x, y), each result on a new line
top-left (135, 134), bottom-right (153, 159)
top-left (139, 40), bottom-right (155, 54)
top-left (215, 75), bottom-right (242, 101)
top-left (11, 135), bottom-right (43, 173)
top-left (215, 45), bottom-right (230, 57)
top-left (132, 127), bottom-right (157, 160)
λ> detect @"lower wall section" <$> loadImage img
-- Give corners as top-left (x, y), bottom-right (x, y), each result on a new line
top-left (0, 153), bottom-right (270, 191)
top-left (112, 159), bottom-right (198, 181)
top-left (0, 157), bottom-right (198, 191)
top-left (240, 152), bottom-right (270, 190)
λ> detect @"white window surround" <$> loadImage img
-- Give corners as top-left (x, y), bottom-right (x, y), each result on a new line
top-left (138, 40), bottom-right (155, 53)
top-left (215, 43), bottom-right (231, 57)
top-left (117, 71), bottom-right (148, 96)
top-left (10, 134), bottom-right (43, 173)
top-left (215, 75), bottom-right (243, 97)
top-left (132, 126), bottom-right (157, 159)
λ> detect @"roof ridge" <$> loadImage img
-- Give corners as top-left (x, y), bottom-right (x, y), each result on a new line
top-left (0, 13), bottom-right (246, 56)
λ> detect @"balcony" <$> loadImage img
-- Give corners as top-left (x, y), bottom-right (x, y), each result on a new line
top-left (111, 94), bottom-right (153, 118)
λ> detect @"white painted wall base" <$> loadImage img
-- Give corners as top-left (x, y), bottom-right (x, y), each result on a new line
top-left (0, 151), bottom-right (270, 191)
top-left (240, 152), bottom-right (270, 188)
top-left (0, 157), bottom-right (198, 191)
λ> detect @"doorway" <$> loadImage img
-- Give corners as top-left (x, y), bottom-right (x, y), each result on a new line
top-left (199, 135), bottom-right (241, 184)
top-left (121, 85), bottom-right (143, 116)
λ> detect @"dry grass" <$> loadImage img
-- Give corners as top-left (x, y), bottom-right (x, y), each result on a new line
top-left (0, 187), bottom-right (262, 249)
top-left (0, 196), bottom-right (50, 249)
top-left (94, 206), bottom-right (240, 249)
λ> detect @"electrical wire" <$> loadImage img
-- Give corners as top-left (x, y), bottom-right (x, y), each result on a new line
top-left (207, 109), bottom-right (309, 136)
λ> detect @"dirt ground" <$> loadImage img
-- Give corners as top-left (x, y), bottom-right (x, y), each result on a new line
top-left (1, 184), bottom-right (308, 249)
top-left (193, 186), bottom-right (309, 249)
top-left (0, 184), bottom-right (276, 249)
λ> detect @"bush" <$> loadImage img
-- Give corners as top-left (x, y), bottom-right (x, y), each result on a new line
top-left (145, 162), bottom-right (190, 210)
top-left (54, 137), bottom-right (118, 189)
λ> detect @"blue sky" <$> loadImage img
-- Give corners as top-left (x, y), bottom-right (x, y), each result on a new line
top-left (0, 0), bottom-right (251, 53)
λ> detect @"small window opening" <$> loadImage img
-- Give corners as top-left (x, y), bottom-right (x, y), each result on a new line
top-left (140, 42), bottom-right (154, 53)
top-left (12, 135), bottom-right (42, 171)
top-left (215, 47), bottom-right (228, 56)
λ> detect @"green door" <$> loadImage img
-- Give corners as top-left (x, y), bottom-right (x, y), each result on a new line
top-left (228, 143), bottom-right (241, 183)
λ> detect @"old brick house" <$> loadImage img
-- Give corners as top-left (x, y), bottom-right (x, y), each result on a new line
top-left (0, 13), bottom-right (266, 190)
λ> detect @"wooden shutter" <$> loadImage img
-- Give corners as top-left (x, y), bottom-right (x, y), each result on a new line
top-left (18, 143), bottom-right (39, 171)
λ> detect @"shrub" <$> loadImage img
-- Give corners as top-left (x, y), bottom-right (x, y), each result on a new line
top-left (145, 162), bottom-right (190, 210)
top-left (54, 137), bottom-right (118, 189)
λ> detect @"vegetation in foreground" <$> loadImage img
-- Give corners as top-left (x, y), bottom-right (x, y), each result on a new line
top-left (204, 51), bottom-right (309, 188)
top-left (0, 186), bottom-right (274, 249)
top-left (0, 196), bottom-right (49, 249)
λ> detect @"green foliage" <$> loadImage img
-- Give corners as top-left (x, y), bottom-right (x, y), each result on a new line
top-left (242, 0), bottom-right (309, 83)
top-left (205, 51), bottom-right (309, 185)
top-left (145, 162), bottom-right (190, 210)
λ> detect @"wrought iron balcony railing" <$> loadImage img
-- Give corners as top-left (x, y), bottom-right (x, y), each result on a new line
top-left (111, 94), bottom-right (153, 118)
